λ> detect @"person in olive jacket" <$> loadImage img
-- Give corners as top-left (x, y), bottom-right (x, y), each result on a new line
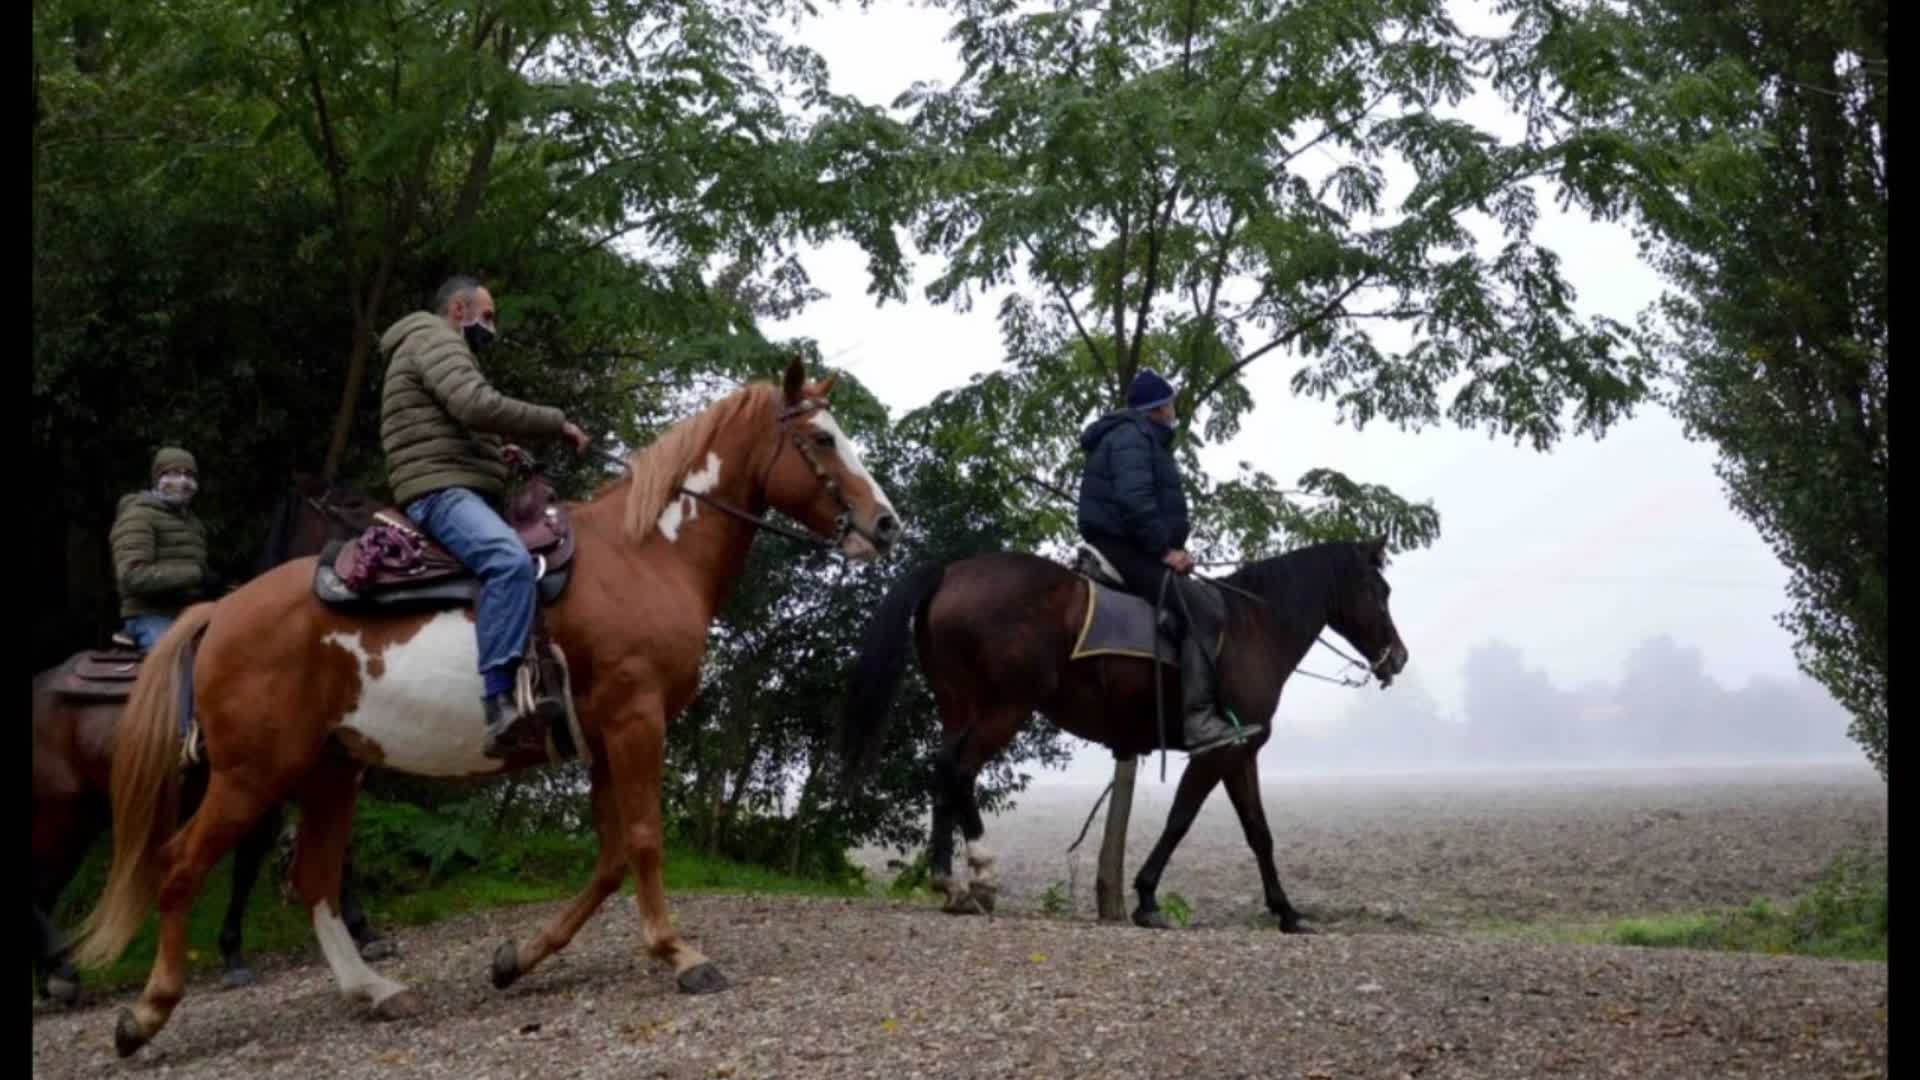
top-left (111, 446), bottom-right (222, 651)
top-left (1076, 369), bottom-right (1262, 755)
top-left (379, 274), bottom-right (589, 758)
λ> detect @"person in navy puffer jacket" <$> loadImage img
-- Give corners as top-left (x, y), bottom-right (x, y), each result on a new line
top-left (1076, 369), bottom-right (1262, 755)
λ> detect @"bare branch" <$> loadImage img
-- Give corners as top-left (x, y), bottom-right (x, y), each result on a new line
top-left (1019, 235), bottom-right (1110, 373)
top-left (1190, 274), bottom-right (1374, 409)
top-left (1277, 88), bottom-right (1393, 171)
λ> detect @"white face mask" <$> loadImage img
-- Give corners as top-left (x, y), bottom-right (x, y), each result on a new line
top-left (156, 472), bottom-right (198, 507)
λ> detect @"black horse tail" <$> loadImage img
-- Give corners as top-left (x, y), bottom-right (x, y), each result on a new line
top-left (838, 561), bottom-right (948, 788)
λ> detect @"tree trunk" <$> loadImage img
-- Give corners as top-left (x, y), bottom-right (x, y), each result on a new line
top-left (322, 316), bottom-right (375, 482)
top-left (1095, 755), bottom-right (1137, 922)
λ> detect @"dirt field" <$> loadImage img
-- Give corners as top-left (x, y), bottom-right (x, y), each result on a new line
top-left (31, 762), bottom-right (1887, 1079)
top-left (878, 760), bottom-right (1891, 933)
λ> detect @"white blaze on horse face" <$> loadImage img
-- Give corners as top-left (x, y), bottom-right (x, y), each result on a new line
top-left (323, 613), bottom-right (508, 778)
top-left (313, 899), bottom-right (407, 1006)
top-left (657, 451), bottom-right (724, 543)
top-left (809, 409), bottom-right (896, 519)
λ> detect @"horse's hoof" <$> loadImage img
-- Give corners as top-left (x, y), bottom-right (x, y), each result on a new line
top-left (967, 882), bottom-right (998, 914)
top-left (941, 893), bottom-right (983, 916)
top-left (1132, 908), bottom-right (1173, 930)
top-left (113, 1009), bottom-right (149, 1058)
top-left (491, 941), bottom-right (521, 990)
top-left (222, 966), bottom-right (259, 990)
top-left (372, 990), bottom-right (424, 1021)
top-left (1279, 917), bottom-right (1317, 935)
top-left (676, 963), bottom-right (729, 995)
top-left (45, 975), bottom-right (79, 1006)
top-left (359, 938), bottom-right (398, 963)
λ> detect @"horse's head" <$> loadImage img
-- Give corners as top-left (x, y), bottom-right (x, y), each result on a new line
top-left (762, 357), bottom-right (901, 561)
top-left (1327, 537), bottom-right (1409, 688)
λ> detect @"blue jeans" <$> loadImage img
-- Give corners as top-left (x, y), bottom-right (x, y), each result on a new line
top-left (404, 487), bottom-right (536, 688)
top-left (122, 614), bottom-right (175, 652)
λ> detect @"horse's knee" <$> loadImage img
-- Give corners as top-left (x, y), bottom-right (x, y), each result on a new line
top-left (624, 822), bottom-right (663, 867)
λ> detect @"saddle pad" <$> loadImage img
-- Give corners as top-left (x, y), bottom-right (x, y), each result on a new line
top-left (1070, 579), bottom-right (1179, 665)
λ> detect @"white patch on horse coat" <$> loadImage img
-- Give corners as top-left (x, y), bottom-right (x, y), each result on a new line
top-left (324, 613), bottom-right (505, 777)
top-left (313, 900), bottom-right (407, 1006)
top-left (657, 451), bottom-right (725, 542)
top-left (809, 410), bottom-right (896, 516)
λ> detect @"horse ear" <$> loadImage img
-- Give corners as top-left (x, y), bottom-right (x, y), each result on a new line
top-left (782, 355), bottom-right (806, 405)
top-left (1366, 535), bottom-right (1388, 567)
top-left (815, 375), bottom-right (837, 398)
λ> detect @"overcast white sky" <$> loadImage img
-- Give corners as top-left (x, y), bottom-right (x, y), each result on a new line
top-left (751, 2), bottom-right (1817, 783)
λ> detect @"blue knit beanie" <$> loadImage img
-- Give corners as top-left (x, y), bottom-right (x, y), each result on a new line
top-left (1126, 369), bottom-right (1175, 410)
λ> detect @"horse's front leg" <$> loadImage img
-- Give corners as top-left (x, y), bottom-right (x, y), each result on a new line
top-left (1220, 755), bottom-right (1311, 933)
top-left (1131, 750), bottom-right (1233, 929)
top-left (602, 694), bottom-right (727, 994)
top-left (490, 763), bottom-right (626, 989)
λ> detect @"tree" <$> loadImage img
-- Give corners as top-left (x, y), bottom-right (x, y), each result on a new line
top-left (666, 388), bottom-right (1073, 876)
top-left (29, 0), bottom-right (917, 668)
top-left (900, 0), bottom-right (1657, 562)
top-left (166, 0), bottom-right (917, 482)
top-left (1461, 639), bottom-right (1579, 764)
top-left (893, 0), bottom-right (1658, 917)
top-left (1497, 0), bottom-right (1887, 777)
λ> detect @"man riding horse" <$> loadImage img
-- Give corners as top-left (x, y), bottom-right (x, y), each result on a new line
top-left (1076, 369), bottom-right (1263, 756)
top-left (378, 275), bottom-right (590, 758)
top-left (110, 447), bottom-right (223, 651)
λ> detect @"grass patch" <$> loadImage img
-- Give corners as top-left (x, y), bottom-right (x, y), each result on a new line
top-left (1476, 846), bottom-right (1888, 963)
top-left (44, 828), bottom-right (869, 997)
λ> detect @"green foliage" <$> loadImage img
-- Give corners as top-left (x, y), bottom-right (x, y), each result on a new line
top-left (1161, 891), bottom-right (1193, 929)
top-left (667, 403), bottom-right (1073, 868)
top-left (894, 0), bottom-right (1660, 562)
top-left (887, 851), bottom-right (934, 899)
top-left (348, 796), bottom-right (497, 889)
top-left (50, 795), bottom-right (865, 993)
top-left (29, 0), bottom-right (915, 667)
top-left (1497, 0), bottom-right (1887, 776)
top-left (1040, 881), bottom-right (1070, 916)
top-left (1605, 846), bottom-right (1887, 962)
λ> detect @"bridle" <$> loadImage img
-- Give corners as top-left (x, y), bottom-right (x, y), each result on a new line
top-left (614, 397), bottom-right (883, 553)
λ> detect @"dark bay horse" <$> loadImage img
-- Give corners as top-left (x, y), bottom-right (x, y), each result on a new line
top-left (75, 360), bottom-right (900, 1058)
top-left (32, 478), bottom-right (389, 1004)
top-left (838, 539), bottom-right (1408, 930)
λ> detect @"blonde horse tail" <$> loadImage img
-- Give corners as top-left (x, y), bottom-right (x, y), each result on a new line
top-left (72, 603), bottom-right (215, 969)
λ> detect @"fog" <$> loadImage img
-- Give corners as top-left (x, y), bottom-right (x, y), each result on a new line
top-left (1255, 634), bottom-right (1861, 777)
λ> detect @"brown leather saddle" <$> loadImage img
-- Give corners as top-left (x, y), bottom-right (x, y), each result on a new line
top-left (312, 469), bottom-right (575, 612)
top-left (49, 639), bottom-right (145, 702)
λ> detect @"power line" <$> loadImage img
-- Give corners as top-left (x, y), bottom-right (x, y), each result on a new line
top-left (1435, 571), bottom-right (1782, 591)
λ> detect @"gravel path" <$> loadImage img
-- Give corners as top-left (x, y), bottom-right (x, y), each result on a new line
top-left (30, 894), bottom-right (1886, 1079)
top-left (32, 763), bottom-right (1887, 1079)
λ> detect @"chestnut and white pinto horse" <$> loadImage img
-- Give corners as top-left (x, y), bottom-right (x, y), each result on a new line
top-left (75, 359), bottom-right (899, 1058)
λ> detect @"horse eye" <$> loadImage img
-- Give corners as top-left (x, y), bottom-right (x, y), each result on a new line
top-left (812, 431), bottom-right (836, 449)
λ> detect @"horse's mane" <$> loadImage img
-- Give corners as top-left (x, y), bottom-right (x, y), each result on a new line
top-left (1224, 541), bottom-right (1363, 620)
top-left (598, 381), bottom-right (781, 540)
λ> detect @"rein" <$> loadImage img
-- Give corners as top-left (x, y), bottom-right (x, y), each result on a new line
top-left (592, 399), bottom-right (856, 553)
top-left (1011, 472), bottom-right (1382, 690)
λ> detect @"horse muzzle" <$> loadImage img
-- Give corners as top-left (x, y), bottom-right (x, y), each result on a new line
top-left (1372, 643), bottom-right (1409, 688)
